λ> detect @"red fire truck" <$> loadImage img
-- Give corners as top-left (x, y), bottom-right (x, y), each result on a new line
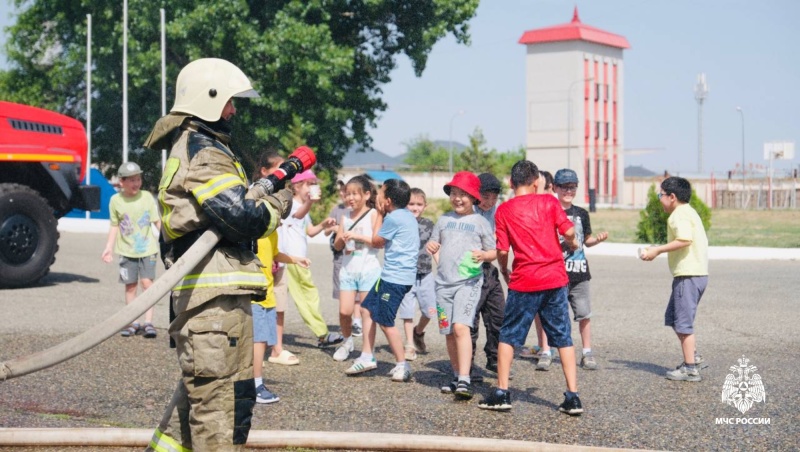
top-left (0, 101), bottom-right (100, 287)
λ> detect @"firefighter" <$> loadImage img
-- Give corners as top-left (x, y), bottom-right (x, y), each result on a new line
top-left (142, 58), bottom-right (292, 452)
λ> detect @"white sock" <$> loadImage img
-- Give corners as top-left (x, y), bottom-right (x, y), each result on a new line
top-left (459, 375), bottom-right (471, 384)
top-left (583, 348), bottom-right (592, 355)
top-left (353, 318), bottom-right (362, 326)
top-left (360, 353), bottom-right (374, 361)
top-left (395, 361), bottom-right (407, 368)
top-left (254, 377), bottom-right (263, 387)
top-left (542, 350), bottom-right (551, 356)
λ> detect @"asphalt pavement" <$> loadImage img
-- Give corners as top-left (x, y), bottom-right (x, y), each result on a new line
top-left (0, 232), bottom-right (797, 451)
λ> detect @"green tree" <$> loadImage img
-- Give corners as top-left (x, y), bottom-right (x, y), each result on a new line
top-left (636, 184), bottom-right (712, 244)
top-left (458, 127), bottom-right (496, 174)
top-left (402, 135), bottom-right (449, 171)
top-left (1, 0), bottom-right (479, 184)
top-left (495, 146), bottom-right (526, 176)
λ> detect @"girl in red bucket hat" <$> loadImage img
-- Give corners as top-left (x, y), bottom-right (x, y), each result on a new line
top-left (427, 170), bottom-right (497, 400)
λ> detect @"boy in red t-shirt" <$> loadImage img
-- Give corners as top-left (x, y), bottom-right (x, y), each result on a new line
top-left (477, 160), bottom-right (583, 416)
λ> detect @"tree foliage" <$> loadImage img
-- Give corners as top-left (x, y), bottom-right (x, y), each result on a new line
top-left (402, 131), bottom-right (524, 176)
top-left (636, 184), bottom-right (712, 244)
top-left (402, 135), bottom-right (449, 171)
top-left (0, 0), bottom-right (479, 183)
top-left (459, 127), bottom-right (495, 174)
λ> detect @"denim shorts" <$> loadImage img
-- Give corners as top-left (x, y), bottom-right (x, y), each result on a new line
top-left (361, 278), bottom-right (412, 327)
top-left (252, 304), bottom-right (277, 345)
top-left (398, 272), bottom-right (437, 320)
top-left (118, 254), bottom-right (157, 284)
top-left (339, 265), bottom-right (381, 293)
top-left (665, 275), bottom-right (708, 334)
top-left (498, 286), bottom-right (573, 348)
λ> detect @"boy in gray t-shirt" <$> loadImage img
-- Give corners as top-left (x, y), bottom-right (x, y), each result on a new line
top-left (427, 172), bottom-right (496, 401)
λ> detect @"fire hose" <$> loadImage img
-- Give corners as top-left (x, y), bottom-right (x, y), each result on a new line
top-left (0, 146), bottom-right (316, 381)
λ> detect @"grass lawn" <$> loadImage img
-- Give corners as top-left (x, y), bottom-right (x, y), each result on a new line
top-left (591, 209), bottom-right (800, 248)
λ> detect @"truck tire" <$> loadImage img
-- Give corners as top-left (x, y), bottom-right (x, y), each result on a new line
top-left (0, 183), bottom-right (59, 287)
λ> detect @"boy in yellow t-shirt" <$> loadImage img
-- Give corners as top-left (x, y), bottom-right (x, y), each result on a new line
top-left (641, 176), bottom-right (708, 382)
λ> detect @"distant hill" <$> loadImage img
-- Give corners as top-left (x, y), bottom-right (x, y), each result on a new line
top-left (340, 145), bottom-right (408, 170)
top-left (393, 140), bottom-right (467, 165)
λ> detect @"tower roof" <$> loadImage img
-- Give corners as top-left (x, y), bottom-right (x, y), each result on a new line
top-left (518, 7), bottom-right (630, 49)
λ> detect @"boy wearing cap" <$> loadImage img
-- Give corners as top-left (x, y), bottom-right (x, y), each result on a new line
top-left (470, 173), bottom-right (506, 374)
top-left (550, 168), bottom-right (608, 370)
top-left (426, 171), bottom-right (496, 400)
top-left (276, 169), bottom-right (342, 348)
top-left (101, 162), bottom-right (161, 338)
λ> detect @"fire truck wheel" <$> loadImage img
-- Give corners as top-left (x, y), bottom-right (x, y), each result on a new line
top-left (0, 183), bottom-right (59, 288)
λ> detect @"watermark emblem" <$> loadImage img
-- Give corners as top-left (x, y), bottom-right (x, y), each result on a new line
top-left (721, 355), bottom-right (766, 414)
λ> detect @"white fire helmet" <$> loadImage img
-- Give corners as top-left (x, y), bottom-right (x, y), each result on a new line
top-left (170, 58), bottom-right (259, 122)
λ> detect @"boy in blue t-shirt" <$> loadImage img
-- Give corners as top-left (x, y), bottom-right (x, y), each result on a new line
top-left (345, 179), bottom-right (419, 382)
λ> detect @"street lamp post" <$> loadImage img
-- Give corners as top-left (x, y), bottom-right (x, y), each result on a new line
top-left (566, 77), bottom-right (593, 169)
top-left (448, 110), bottom-right (464, 174)
top-left (736, 107), bottom-right (745, 206)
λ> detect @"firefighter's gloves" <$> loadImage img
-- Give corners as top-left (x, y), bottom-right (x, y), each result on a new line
top-left (267, 187), bottom-right (294, 219)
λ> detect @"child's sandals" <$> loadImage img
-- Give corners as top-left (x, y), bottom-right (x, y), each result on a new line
top-left (142, 323), bottom-right (157, 339)
top-left (121, 322), bottom-right (140, 337)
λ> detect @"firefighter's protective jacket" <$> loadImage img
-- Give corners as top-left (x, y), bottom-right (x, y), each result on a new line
top-left (144, 114), bottom-right (281, 310)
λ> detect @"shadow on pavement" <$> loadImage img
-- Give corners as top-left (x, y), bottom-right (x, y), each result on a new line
top-left (608, 359), bottom-right (668, 376)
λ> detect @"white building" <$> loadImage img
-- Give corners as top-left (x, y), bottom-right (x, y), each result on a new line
top-left (519, 7), bottom-right (629, 205)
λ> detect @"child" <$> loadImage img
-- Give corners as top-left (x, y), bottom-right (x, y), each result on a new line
top-left (470, 173), bottom-right (506, 374)
top-left (549, 168), bottom-right (608, 370)
top-left (641, 176), bottom-right (708, 382)
top-left (427, 172), bottom-right (496, 400)
top-left (101, 161), bottom-right (160, 338)
top-left (275, 169), bottom-right (342, 350)
top-left (252, 151), bottom-right (312, 403)
top-left (478, 160), bottom-right (583, 415)
top-left (326, 180), bottom-right (350, 305)
top-left (397, 188), bottom-right (436, 361)
top-left (345, 179), bottom-right (419, 382)
top-left (331, 175), bottom-right (380, 361)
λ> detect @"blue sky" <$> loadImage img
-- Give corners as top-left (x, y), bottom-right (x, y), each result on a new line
top-left (369, 0), bottom-right (800, 176)
top-left (2, 1), bottom-right (798, 176)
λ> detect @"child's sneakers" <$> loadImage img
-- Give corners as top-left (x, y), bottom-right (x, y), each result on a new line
top-left (318, 332), bottom-right (344, 348)
top-left (518, 346), bottom-right (540, 359)
top-left (441, 378), bottom-right (458, 394)
top-left (580, 351), bottom-right (598, 370)
top-left (333, 338), bottom-right (354, 362)
top-left (404, 345), bottom-right (418, 361)
top-left (390, 363), bottom-right (412, 382)
top-left (351, 323), bottom-right (363, 337)
top-left (256, 384), bottom-right (280, 404)
top-left (454, 380), bottom-right (473, 400)
top-left (666, 363), bottom-right (701, 382)
top-left (345, 357), bottom-right (377, 375)
top-left (478, 388), bottom-right (512, 411)
top-left (558, 392), bottom-right (583, 416)
top-left (535, 352), bottom-right (552, 371)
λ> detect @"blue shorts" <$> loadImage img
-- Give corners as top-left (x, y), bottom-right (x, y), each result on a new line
top-left (665, 276), bottom-right (708, 334)
top-left (339, 265), bottom-right (381, 293)
top-left (398, 272), bottom-right (437, 320)
top-left (361, 278), bottom-right (412, 327)
top-left (252, 304), bottom-right (277, 345)
top-left (498, 286), bottom-right (573, 348)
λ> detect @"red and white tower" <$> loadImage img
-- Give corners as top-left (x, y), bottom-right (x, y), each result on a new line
top-left (519, 7), bottom-right (629, 204)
